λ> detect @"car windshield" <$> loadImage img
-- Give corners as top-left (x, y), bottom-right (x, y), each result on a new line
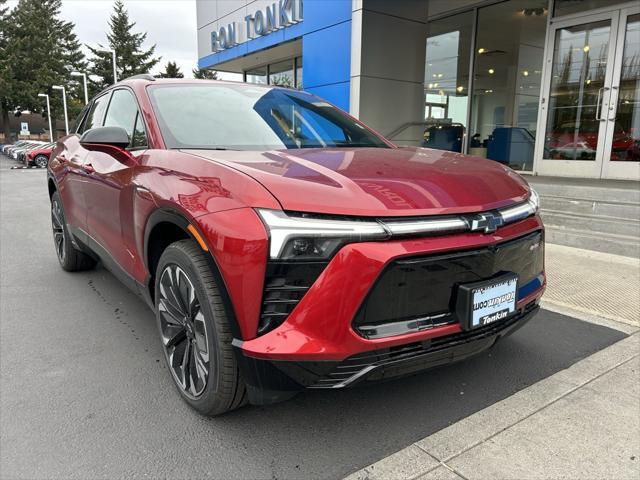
top-left (147, 83), bottom-right (389, 150)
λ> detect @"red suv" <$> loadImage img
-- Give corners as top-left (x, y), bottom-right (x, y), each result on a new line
top-left (48, 77), bottom-right (545, 416)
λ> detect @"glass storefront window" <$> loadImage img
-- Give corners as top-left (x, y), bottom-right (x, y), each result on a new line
top-left (295, 56), bottom-right (303, 89)
top-left (470, 0), bottom-right (547, 171)
top-left (269, 59), bottom-right (295, 88)
top-left (245, 58), bottom-right (303, 89)
top-left (612, 14), bottom-right (640, 161)
top-left (422, 11), bottom-right (473, 153)
top-left (245, 67), bottom-right (267, 85)
top-left (543, 19), bottom-right (612, 160)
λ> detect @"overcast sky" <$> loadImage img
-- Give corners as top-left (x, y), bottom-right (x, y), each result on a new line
top-left (8, 0), bottom-right (203, 78)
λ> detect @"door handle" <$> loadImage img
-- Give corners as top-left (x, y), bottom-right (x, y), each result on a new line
top-left (608, 86), bottom-right (618, 121)
top-left (595, 87), bottom-right (609, 121)
top-left (83, 163), bottom-right (95, 174)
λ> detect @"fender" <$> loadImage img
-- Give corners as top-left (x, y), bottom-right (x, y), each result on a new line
top-left (142, 207), bottom-right (244, 340)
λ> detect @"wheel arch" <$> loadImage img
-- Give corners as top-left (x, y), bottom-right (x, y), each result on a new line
top-left (47, 175), bottom-right (57, 200)
top-left (143, 208), bottom-right (243, 339)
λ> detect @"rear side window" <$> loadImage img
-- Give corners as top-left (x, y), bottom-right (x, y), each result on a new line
top-left (103, 89), bottom-right (138, 142)
top-left (83, 94), bottom-right (110, 131)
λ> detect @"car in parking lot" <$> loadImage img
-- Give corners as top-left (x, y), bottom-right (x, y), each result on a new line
top-left (23, 143), bottom-right (54, 167)
top-left (7, 140), bottom-right (46, 160)
top-left (47, 76), bottom-right (545, 416)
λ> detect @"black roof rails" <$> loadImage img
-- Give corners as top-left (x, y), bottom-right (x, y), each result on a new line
top-left (123, 74), bottom-right (156, 81)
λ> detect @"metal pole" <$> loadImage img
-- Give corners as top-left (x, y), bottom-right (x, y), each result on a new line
top-left (82, 73), bottom-right (88, 104)
top-left (112, 50), bottom-right (118, 83)
top-left (60, 87), bottom-right (69, 135)
top-left (45, 95), bottom-right (53, 142)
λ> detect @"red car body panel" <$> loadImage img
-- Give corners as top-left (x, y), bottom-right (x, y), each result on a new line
top-left (48, 78), bottom-right (545, 403)
top-left (186, 148), bottom-right (530, 217)
top-left (239, 215), bottom-right (544, 360)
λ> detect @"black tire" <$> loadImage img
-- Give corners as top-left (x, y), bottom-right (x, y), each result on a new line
top-left (50, 191), bottom-right (97, 272)
top-left (155, 239), bottom-right (247, 416)
top-left (34, 154), bottom-right (48, 168)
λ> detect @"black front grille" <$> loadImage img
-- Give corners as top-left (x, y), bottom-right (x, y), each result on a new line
top-left (258, 261), bottom-right (328, 336)
top-left (353, 231), bottom-right (544, 337)
top-left (311, 301), bottom-right (539, 388)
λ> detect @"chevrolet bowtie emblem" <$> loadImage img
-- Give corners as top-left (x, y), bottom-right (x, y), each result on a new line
top-left (469, 212), bottom-right (504, 234)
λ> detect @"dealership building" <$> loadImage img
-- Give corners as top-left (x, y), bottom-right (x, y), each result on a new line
top-left (197, 0), bottom-right (639, 182)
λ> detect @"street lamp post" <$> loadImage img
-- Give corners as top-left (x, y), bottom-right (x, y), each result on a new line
top-left (71, 71), bottom-right (89, 104)
top-left (37, 93), bottom-right (53, 143)
top-left (52, 86), bottom-right (69, 135)
top-left (97, 48), bottom-right (117, 84)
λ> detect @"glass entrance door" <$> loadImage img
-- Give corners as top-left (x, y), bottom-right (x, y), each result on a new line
top-left (603, 7), bottom-right (640, 179)
top-left (536, 5), bottom-right (640, 179)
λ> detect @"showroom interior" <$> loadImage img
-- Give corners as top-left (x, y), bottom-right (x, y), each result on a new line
top-left (197, 0), bottom-right (639, 180)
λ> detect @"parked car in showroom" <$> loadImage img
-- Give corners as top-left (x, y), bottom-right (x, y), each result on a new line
top-left (23, 142), bottom-right (54, 167)
top-left (47, 76), bottom-right (545, 416)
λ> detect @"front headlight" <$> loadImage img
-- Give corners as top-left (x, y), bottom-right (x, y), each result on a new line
top-left (256, 209), bottom-right (388, 260)
top-left (528, 188), bottom-right (540, 211)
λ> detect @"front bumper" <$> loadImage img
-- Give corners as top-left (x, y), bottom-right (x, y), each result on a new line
top-left (233, 215), bottom-right (545, 404)
top-left (236, 301), bottom-right (540, 404)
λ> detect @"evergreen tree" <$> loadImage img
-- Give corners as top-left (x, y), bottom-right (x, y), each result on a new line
top-left (0, 0), bottom-right (86, 140)
top-left (192, 67), bottom-right (218, 80)
top-left (157, 61), bottom-right (184, 79)
top-left (87, 0), bottom-right (160, 92)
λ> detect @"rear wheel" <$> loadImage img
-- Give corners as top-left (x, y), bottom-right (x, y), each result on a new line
top-left (50, 191), bottom-right (97, 271)
top-left (155, 240), bottom-right (246, 416)
top-left (34, 154), bottom-right (48, 168)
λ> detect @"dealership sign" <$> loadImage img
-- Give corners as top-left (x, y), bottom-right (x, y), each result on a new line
top-left (211, 0), bottom-right (303, 53)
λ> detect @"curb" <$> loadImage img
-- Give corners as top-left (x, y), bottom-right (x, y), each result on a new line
top-left (344, 332), bottom-right (640, 480)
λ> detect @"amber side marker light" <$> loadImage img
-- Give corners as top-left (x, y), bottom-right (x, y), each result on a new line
top-left (187, 224), bottom-right (209, 252)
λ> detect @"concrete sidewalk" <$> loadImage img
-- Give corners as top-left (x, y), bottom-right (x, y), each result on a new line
top-left (345, 244), bottom-right (640, 480)
top-left (345, 333), bottom-right (639, 480)
top-left (543, 243), bottom-right (639, 327)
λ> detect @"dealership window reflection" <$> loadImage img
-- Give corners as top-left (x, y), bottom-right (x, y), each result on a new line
top-left (421, 12), bottom-right (473, 153)
top-left (470, 0), bottom-right (547, 171)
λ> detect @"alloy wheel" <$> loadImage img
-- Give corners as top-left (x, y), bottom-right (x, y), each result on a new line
top-left (34, 155), bottom-right (48, 168)
top-left (158, 264), bottom-right (210, 398)
top-left (51, 199), bottom-right (65, 262)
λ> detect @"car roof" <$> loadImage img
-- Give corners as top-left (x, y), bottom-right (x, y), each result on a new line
top-left (115, 76), bottom-right (275, 91)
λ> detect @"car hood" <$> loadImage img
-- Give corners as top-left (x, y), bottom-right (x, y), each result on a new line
top-left (184, 147), bottom-right (531, 217)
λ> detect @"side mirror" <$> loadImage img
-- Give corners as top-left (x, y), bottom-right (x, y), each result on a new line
top-left (80, 126), bottom-right (130, 149)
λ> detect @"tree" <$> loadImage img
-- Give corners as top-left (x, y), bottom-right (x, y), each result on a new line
top-left (157, 61), bottom-right (184, 79)
top-left (0, 0), bottom-right (87, 140)
top-left (87, 0), bottom-right (160, 92)
top-left (192, 67), bottom-right (218, 80)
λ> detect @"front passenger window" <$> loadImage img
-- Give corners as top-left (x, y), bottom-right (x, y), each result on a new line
top-left (103, 89), bottom-right (139, 146)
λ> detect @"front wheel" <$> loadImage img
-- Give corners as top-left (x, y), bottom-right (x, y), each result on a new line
top-left (155, 240), bottom-right (246, 416)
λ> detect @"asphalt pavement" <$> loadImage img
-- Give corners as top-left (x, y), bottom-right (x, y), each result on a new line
top-left (0, 154), bottom-right (628, 479)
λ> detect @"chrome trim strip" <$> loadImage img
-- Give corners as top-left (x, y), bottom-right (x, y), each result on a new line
top-left (257, 195), bottom-right (538, 259)
top-left (382, 217), bottom-right (468, 236)
top-left (498, 202), bottom-right (535, 224)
